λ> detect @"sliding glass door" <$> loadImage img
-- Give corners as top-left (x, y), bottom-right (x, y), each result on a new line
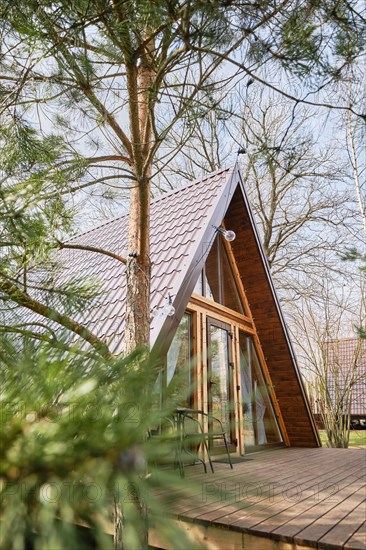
top-left (207, 317), bottom-right (236, 450)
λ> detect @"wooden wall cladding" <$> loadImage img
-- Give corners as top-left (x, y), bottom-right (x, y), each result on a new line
top-left (225, 186), bottom-right (319, 447)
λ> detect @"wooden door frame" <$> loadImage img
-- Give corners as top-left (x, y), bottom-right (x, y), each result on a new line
top-left (187, 296), bottom-right (290, 453)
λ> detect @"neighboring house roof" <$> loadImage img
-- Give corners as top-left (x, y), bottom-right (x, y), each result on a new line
top-left (325, 338), bottom-right (366, 416)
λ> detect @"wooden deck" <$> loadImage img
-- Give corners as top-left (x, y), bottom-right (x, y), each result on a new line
top-left (150, 447), bottom-right (366, 550)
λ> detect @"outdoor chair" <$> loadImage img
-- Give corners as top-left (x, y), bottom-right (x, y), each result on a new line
top-left (148, 415), bottom-right (184, 476)
top-left (201, 411), bottom-right (234, 471)
top-left (179, 409), bottom-right (234, 475)
top-left (179, 411), bottom-right (214, 476)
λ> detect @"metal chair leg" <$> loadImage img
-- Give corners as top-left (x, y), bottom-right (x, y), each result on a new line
top-left (202, 436), bottom-right (214, 473)
top-left (223, 433), bottom-right (233, 469)
top-left (175, 440), bottom-right (185, 478)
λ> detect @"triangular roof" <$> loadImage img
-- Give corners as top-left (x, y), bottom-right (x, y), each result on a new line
top-left (52, 166), bottom-right (236, 352)
top-left (10, 166), bottom-right (235, 353)
top-left (10, 164), bottom-right (319, 446)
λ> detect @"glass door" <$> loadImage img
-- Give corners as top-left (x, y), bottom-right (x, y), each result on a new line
top-left (207, 317), bottom-right (236, 451)
top-left (239, 331), bottom-right (283, 449)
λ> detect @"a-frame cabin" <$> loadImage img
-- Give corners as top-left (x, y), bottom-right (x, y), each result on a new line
top-left (149, 164), bottom-right (320, 451)
top-left (57, 164), bottom-right (319, 453)
top-left (19, 164), bottom-right (320, 453)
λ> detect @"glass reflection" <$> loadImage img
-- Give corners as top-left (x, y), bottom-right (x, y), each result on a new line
top-left (200, 234), bottom-right (246, 315)
top-left (209, 325), bottom-right (231, 445)
top-left (239, 332), bottom-right (282, 448)
top-left (166, 313), bottom-right (192, 406)
top-left (221, 244), bottom-right (244, 314)
top-left (205, 236), bottom-right (220, 302)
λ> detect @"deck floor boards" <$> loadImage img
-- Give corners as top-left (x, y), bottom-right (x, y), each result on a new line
top-left (318, 500), bottom-right (366, 549)
top-left (345, 522), bottom-right (366, 549)
top-left (154, 448), bottom-right (366, 549)
top-left (195, 455), bottom-right (362, 525)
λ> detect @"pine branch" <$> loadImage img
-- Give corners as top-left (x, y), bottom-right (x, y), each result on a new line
top-left (57, 241), bottom-right (126, 265)
top-left (36, 10), bottom-right (133, 158)
top-left (0, 325), bottom-right (99, 359)
top-left (0, 277), bottom-right (113, 360)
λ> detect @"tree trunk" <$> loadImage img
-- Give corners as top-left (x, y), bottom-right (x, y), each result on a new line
top-left (124, 36), bottom-right (154, 355)
top-left (113, 495), bottom-right (123, 549)
top-left (124, 181), bottom-right (151, 353)
top-left (115, 33), bottom-right (155, 550)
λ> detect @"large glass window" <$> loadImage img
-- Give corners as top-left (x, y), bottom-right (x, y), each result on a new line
top-left (239, 331), bottom-right (282, 448)
top-left (221, 244), bottom-right (244, 313)
top-left (195, 233), bottom-right (245, 315)
top-left (207, 321), bottom-right (234, 446)
top-left (193, 270), bottom-right (203, 296)
top-left (205, 236), bottom-right (220, 302)
top-left (166, 313), bottom-right (192, 407)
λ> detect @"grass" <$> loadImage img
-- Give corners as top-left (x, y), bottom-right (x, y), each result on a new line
top-left (319, 429), bottom-right (366, 448)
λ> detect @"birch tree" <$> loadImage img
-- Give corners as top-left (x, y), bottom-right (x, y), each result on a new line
top-left (345, 109), bottom-right (366, 236)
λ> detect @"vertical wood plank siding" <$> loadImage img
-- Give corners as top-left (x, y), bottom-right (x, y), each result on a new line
top-left (225, 187), bottom-right (319, 447)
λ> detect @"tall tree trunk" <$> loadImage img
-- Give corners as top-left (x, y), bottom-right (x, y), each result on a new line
top-left (125, 179), bottom-right (151, 353)
top-left (346, 117), bottom-right (366, 236)
top-left (124, 38), bottom-right (154, 354)
top-left (116, 35), bottom-right (155, 550)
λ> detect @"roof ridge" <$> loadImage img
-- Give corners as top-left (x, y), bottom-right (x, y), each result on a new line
top-left (151, 165), bottom-right (233, 205)
top-left (66, 165), bottom-right (235, 243)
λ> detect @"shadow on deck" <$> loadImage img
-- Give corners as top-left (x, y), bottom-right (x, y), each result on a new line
top-left (150, 447), bottom-right (366, 550)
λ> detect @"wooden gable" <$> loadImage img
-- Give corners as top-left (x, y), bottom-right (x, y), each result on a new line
top-left (152, 164), bottom-right (319, 448)
top-left (223, 181), bottom-right (320, 447)
top-left (153, 165), bottom-right (319, 448)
